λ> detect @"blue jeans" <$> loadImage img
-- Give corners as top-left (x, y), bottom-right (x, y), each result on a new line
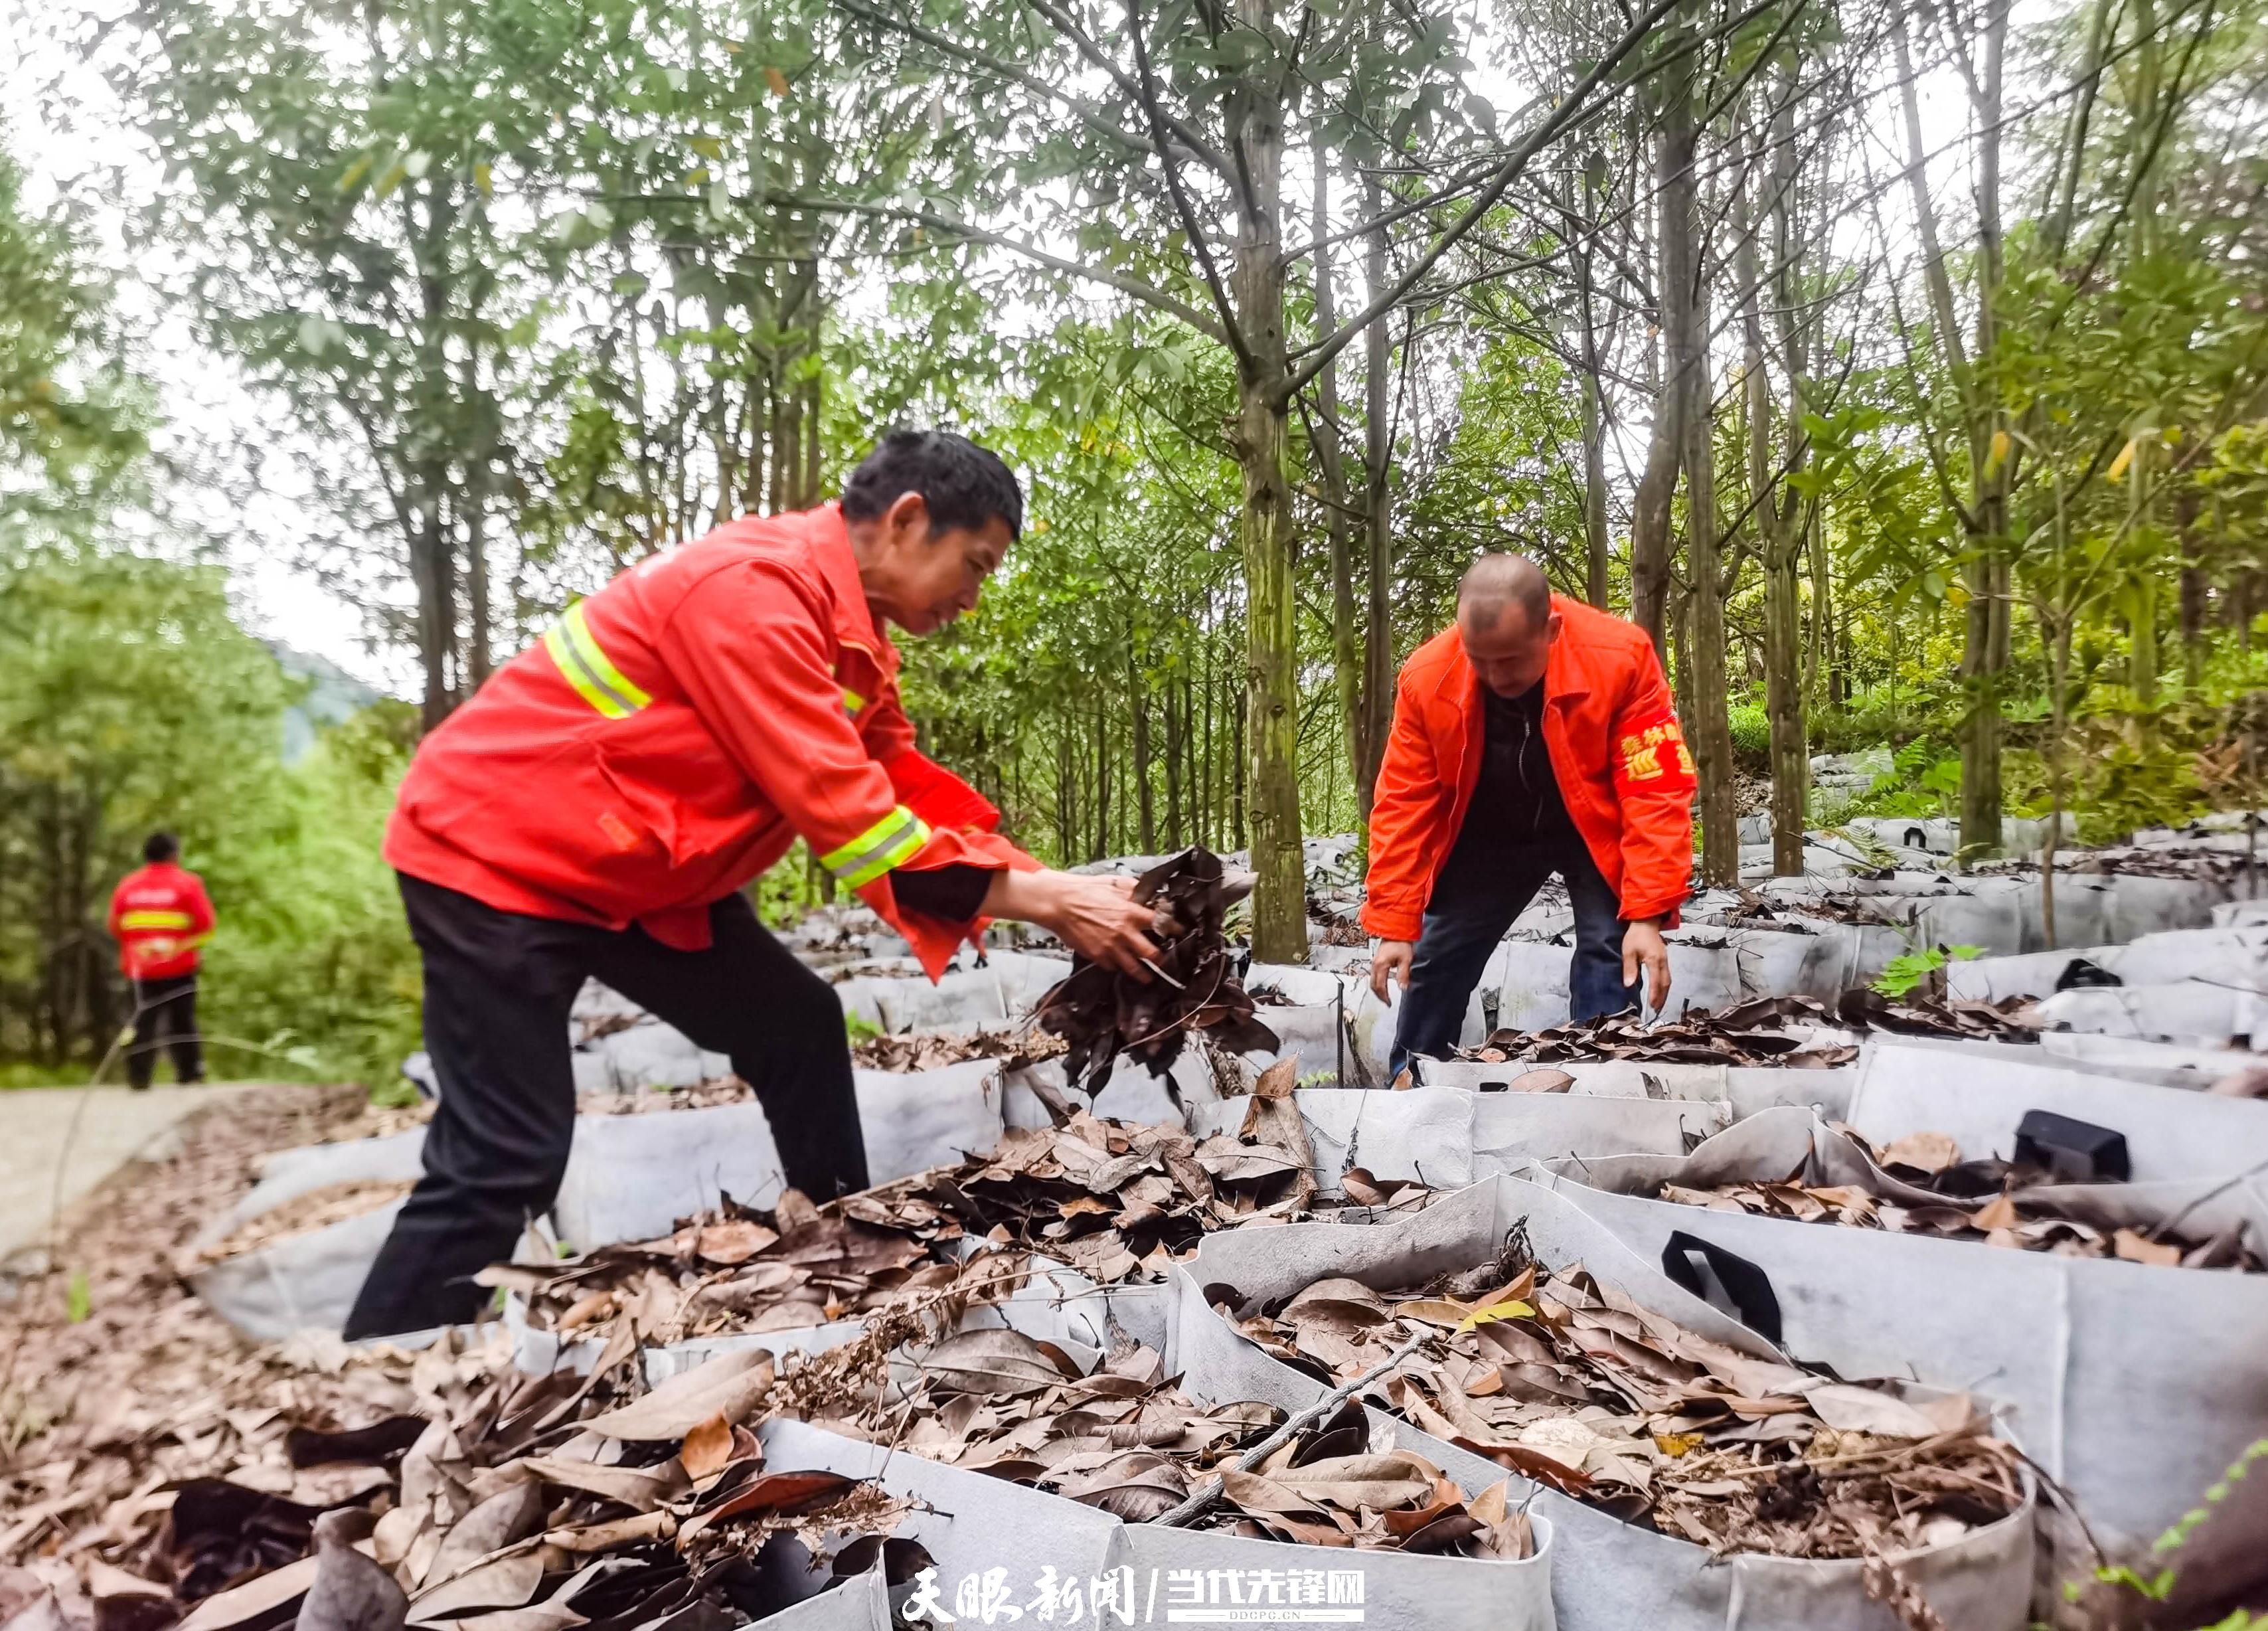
top-left (1388, 837), bottom-right (1637, 1075)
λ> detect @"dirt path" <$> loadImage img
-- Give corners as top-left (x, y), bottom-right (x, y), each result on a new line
top-left (0, 1084), bottom-right (272, 1263)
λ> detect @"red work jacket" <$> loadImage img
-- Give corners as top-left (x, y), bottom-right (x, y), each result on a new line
top-left (385, 504), bottom-right (1036, 978)
top-left (108, 862), bottom-right (216, 980)
top-left (1361, 595), bottom-right (1696, 942)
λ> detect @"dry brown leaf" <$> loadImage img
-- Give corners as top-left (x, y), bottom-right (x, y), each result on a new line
top-left (583, 1351), bottom-right (773, 1440)
top-left (679, 1415), bottom-right (734, 1483)
top-left (1969, 1192), bottom-right (2020, 1232)
top-left (2113, 1228), bottom-right (2184, 1267)
top-left (1878, 1132), bottom-right (1961, 1174)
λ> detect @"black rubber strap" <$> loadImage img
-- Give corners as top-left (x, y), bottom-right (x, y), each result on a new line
top-left (1661, 1231), bottom-right (1784, 1344)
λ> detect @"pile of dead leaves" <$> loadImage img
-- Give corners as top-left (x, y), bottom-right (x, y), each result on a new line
top-left (1652, 1130), bottom-right (2265, 1272)
top-left (1465, 987), bottom-right (2041, 1069)
top-left (191, 1181), bottom-right (418, 1268)
top-left (578, 1078), bottom-right (760, 1116)
top-left (3, 1328), bottom-right (927, 1631)
top-left (1214, 1254), bottom-right (2022, 1563)
top-left (866, 1089), bottom-right (1324, 1286)
top-left (1463, 997), bottom-right (1858, 1068)
top-left (503, 1104), bottom-right (1326, 1357)
top-left (484, 1186), bottom-right (1002, 1351)
top-left (875, 1332), bottom-right (1533, 1558)
top-left (1826, 987), bottom-right (2041, 1043)
top-left (1034, 849), bottom-right (1278, 1096)
top-left (850, 1027), bottom-right (1066, 1073)
top-left (2, 1084), bottom-right (426, 1566)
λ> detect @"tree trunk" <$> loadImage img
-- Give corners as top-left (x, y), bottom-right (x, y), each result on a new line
top-left (1630, 89), bottom-right (1698, 653)
top-left (1358, 179), bottom-right (1395, 815)
top-left (1313, 147), bottom-right (1366, 818)
top-left (1753, 89), bottom-right (1808, 876)
top-left (1131, 650), bottom-right (1157, 853)
top-left (1163, 667), bottom-right (1186, 850)
top-left (1227, 13), bottom-right (1305, 963)
top-left (1581, 365), bottom-right (1611, 610)
top-left (1682, 263), bottom-right (1737, 889)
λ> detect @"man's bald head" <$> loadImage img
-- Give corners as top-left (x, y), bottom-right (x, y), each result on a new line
top-left (1457, 554), bottom-right (1560, 697)
top-left (1459, 554), bottom-right (1552, 636)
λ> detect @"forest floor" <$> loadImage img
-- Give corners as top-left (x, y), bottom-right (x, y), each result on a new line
top-left (0, 1082), bottom-right (415, 1559)
top-left (0, 1083), bottom-right (263, 1261)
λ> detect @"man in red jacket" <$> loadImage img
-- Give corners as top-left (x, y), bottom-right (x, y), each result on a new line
top-left (1364, 556), bottom-right (1696, 1073)
top-left (107, 831), bottom-right (214, 1090)
top-left (349, 431), bottom-right (1158, 1337)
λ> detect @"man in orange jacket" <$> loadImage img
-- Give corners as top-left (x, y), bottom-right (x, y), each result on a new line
top-left (1364, 555), bottom-right (1696, 1073)
top-left (108, 831), bottom-right (215, 1090)
top-left (349, 431), bottom-right (1158, 1337)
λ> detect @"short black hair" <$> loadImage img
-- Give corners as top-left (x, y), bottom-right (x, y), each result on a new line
top-left (144, 831), bottom-right (179, 863)
top-left (841, 430), bottom-right (1023, 540)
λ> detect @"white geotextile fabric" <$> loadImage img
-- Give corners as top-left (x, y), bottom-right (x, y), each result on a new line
top-left (1185, 1086), bottom-right (1728, 1197)
top-left (193, 1065), bottom-right (1008, 1339)
top-left (756, 1416), bottom-right (1560, 1631)
top-left (1163, 1178), bottom-right (2035, 1631)
top-left (1856, 1033), bottom-right (2261, 1090)
top-left (2034, 1030), bottom-right (2260, 1085)
top-left (1540, 1109), bottom-right (2268, 1606)
top-left (757, 1570), bottom-right (890, 1631)
top-left (2033, 982), bottom-right (2268, 1047)
top-left (1947, 924), bottom-right (2268, 1002)
top-left (1845, 1038), bottom-right (2268, 1180)
top-left (1415, 1059), bottom-right (1856, 1122)
top-left (1246, 960), bottom-right (1486, 1082)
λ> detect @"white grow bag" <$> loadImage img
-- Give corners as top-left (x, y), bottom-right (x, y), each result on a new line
top-left (2032, 981), bottom-right (2268, 1047)
top-left (1416, 1058), bottom-right (1856, 1122)
top-left (1163, 1179), bottom-right (2034, 1631)
top-left (758, 1413), bottom-right (1560, 1630)
top-left (193, 1066), bottom-right (1007, 1339)
top-left (1185, 1086), bottom-right (1727, 1197)
top-left (1845, 1038), bottom-right (2268, 1181)
top-left (1542, 1111), bottom-right (2268, 1608)
top-left (1948, 925), bottom-right (2268, 1003)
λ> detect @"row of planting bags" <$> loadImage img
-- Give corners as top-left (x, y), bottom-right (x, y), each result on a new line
top-left (199, 1021), bottom-right (2268, 1627)
top-left (593, 1035), bottom-right (2265, 1631)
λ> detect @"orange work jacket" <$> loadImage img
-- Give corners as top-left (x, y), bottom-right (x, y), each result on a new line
top-left (108, 861), bottom-right (216, 980)
top-left (1361, 595), bottom-right (1696, 942)
top-left (385, 504), bottom-right (1036, 979)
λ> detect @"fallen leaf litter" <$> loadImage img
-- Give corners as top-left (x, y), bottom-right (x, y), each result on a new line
top-left (1214, 1244), bottom-right (2023, 1562)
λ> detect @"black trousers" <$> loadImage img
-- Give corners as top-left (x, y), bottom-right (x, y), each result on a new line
top-left (344, 873), bottom-right (866, 1338)
top-left (1388, 836), bottom-right (1638, 1076)
top-left (126, 975), bottom-right (204, 1089)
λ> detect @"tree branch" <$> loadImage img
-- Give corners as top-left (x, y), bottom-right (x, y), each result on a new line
top-left (768, 194), bottom-right (1230, 344)
top-left (1281, 0), bottom-right (1774, 404)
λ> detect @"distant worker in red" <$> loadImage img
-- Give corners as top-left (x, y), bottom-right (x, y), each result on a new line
top-left (107, 831), bottom-right (214, 1090)
top-left (351, 431), bottom-right (1160, 1337)
top-left (1365, 555), bottom-right (1696, 1073)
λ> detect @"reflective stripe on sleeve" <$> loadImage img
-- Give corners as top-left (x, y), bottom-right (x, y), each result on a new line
top-left (120, 910), bottom-right (195, 930)
top-left (542, 601), bottom-right (653, 719)
top-left (819, 805), bottom-right (932, 889)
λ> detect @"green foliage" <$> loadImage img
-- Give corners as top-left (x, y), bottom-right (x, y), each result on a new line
top-left (1726, 704), bottom-right (1770, 770)
top-left (65, 1273), bottom-right (90, 1324)
top-left (845, 1010), bottom-right (883, 1044)
top-left (2076, 1439), bottom-right (2267, 1615)
top-left (1872, 945), bottom-right (1982, 999)
top-left (0, 545), bottom-right (420, 1082)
